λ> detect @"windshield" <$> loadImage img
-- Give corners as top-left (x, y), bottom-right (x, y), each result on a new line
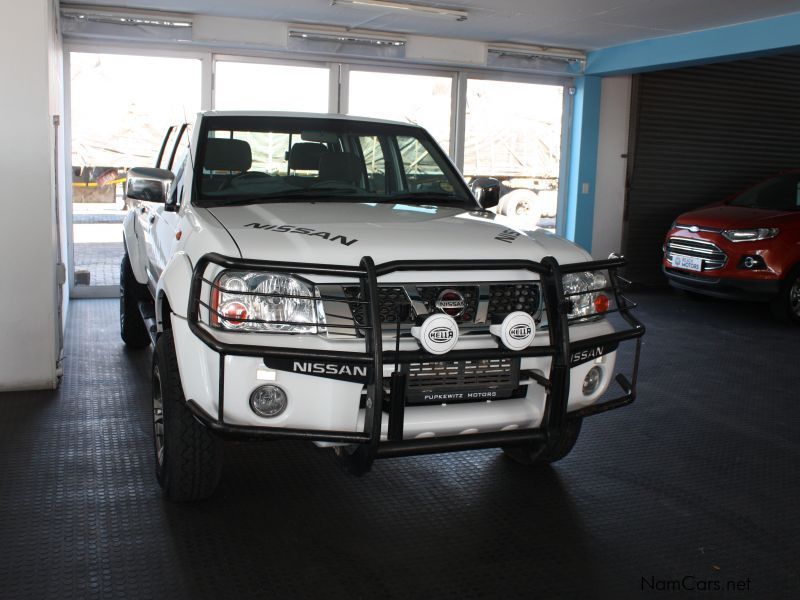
top-left (193, 115), bottom-right (474, 208)
top-left (728, 173), bottom-right (800, 211)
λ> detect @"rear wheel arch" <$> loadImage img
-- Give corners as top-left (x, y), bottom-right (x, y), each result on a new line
top-left (122, 213), bottom-right (148, 285)
top-left (158, 292), bottom-right (173, 332)
top-left (771, 262), bottom-right (800, 324)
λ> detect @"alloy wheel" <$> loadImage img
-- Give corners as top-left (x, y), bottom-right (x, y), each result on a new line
top-left (152, 364), bottom-right (165, 467)
top-left (790, 275), bottom-right (800, 317)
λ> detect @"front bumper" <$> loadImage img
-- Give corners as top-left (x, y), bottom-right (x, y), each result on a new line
top-left (663, 266), bottom-right (781, 300)
top-left (177, 253), bottom-right (644, 461)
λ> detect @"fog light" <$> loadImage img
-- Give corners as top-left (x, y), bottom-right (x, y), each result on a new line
top-left (582, 366), bottom-right (602, 396)
top-left (250, 385), bottom-right (288, 418)
top-left (738, 255), bottom-right (766, 270)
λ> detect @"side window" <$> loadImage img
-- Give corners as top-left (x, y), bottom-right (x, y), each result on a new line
top-left (796, 180), bottom-right (800, 208)
top-left (156, 126), bottom-right (177, 168)
top-left (358, 136), bottom-right (386, 192)
top-left (169, 155), bottom-right (187, 206)
top-left (167, 124), bottom-right (191, 206)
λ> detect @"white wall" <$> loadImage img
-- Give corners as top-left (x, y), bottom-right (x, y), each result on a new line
top-left (0, 0), bottom-right (64, 390)
top-left (591, 75), bottom-right (631, 260)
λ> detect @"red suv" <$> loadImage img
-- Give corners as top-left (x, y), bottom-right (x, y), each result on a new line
top-left (663, 171), bottom-right (800, 323)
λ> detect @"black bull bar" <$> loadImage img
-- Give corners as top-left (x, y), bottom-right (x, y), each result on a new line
top-left (185, 253), bottom-right (645, 464)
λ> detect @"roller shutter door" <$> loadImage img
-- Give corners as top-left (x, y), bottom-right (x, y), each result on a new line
top-left (623, 53), bottom-right (800, 284)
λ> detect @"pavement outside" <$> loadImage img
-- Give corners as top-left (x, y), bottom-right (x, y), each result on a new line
top-left (73, 202), bottom-right (125, 287)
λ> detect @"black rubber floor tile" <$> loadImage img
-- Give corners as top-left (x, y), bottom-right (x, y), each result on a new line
top-left (0, 293), bottom-right (798, 599)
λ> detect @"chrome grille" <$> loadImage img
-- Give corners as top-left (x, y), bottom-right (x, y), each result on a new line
top-left (343, 282), bottom-right (541, 326)
top-left (416, 286), bottom-right (479, 322)
top-left (666, 237), bottom-right (727, 271)
top-left (488, 283), bottom-right (541, 319)
top-left (343, 286), bottom-right (411, 324)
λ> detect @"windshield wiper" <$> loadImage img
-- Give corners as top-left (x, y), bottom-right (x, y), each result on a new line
top-left (381, 192), bottom-right (468, 204)
top-left (203, 188), bottom-right (367, 206)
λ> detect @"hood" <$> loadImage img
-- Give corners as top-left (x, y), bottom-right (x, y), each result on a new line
top-left (677, 204), bottom-right (796, 229)
top-left (205, 202), bottom-right (590, 267)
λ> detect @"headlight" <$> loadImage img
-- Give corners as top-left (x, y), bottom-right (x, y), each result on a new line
top-left (721, 228), bottom-right (779, 242)
top-left (562, 271), bottom-right (610, 319)
top-left (211, 271), bottom-right (326, 333)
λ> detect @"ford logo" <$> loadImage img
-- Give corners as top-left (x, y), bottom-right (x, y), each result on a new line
top-left (435, 289), bottom-right (465, 317)
top-left (509, 324), bottom-right (532, 340)
top-left (428, 327), bottom-right (454, 343)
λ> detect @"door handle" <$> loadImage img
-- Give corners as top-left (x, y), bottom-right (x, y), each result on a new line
top-left (140, 206), bottom-right (147, 214)
top-left (149, 215), bottom-right (156, 224)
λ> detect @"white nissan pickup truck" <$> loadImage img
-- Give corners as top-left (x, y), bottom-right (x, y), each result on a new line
top-left (121, 111), bottom-right (644, 501)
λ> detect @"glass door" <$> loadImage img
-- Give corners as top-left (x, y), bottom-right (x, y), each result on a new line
top-left (69, 52), bottom-right (201, 291)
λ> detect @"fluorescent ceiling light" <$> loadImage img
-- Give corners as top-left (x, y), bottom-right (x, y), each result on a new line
top-left (488, 44), bottom-right (585, 63)
top-left (289, 29), bottom-right (406, 47)
top-left (61, 6), bottom-right (191, 28)
top-left (331, 0), bottom-right (468, 22)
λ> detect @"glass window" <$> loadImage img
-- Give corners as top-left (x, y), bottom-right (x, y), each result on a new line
top-left (70, 52), bottom-right (201, 287)
top-left (464, 79), bottom-right (564, 231)
top-left (214, 61), bottom-right (329, 113)
top-left (348, 70), bottom-right (452, 154)
top-left (728, 174), bottom-right (800, 211)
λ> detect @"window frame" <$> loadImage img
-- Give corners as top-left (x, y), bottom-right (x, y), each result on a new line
top-left (63, 39), bottom-right (575, 298)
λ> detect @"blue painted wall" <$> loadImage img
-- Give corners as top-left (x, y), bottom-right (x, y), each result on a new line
top-left (565, 76), bottom-right (601, 252)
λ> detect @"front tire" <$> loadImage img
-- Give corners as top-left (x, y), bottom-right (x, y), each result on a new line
top-left (502, 418), bottom-right (583, 466)
top-left (120, 254), bottom-right (150, 348)
top-left (333, 444), bottom-right (374, 476)
top-left (153, 330), bottom-right (223, 501)
top-left (770, 266), bottom-right (800, 325)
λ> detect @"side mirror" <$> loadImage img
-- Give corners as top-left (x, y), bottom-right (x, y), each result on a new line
top-left (470, 177), bottom-right (501, 210)
top-left (126, 167), bottom-right (174, 204)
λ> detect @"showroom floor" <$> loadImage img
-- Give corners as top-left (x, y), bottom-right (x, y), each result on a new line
top-left (0, 293), bottom-right (798, 599)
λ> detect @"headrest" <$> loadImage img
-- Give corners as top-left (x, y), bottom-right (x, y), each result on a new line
top-left (318, 152), bottom-right (362, 185)
top-left (204, 138), bottom-right (252, 172)
top-left (288, 142), bottom-right (326, 171)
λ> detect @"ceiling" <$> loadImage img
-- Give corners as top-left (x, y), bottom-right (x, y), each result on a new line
top-left (62, 0), bottom-right (799, 50)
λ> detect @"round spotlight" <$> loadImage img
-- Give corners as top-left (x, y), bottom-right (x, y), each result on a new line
top-left (250, 385), bottom-right (288, 418)
top-left (582, 366), bottom-right (603, 396)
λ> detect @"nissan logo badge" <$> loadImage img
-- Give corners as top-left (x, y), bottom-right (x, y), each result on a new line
top-left (435, 289), bottom-right (466, 317)
top-left (428, 327), bottom-right (454, 343)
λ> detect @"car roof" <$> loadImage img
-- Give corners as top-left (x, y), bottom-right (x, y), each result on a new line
top-left (200, 110), bottom-right (420, 128)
